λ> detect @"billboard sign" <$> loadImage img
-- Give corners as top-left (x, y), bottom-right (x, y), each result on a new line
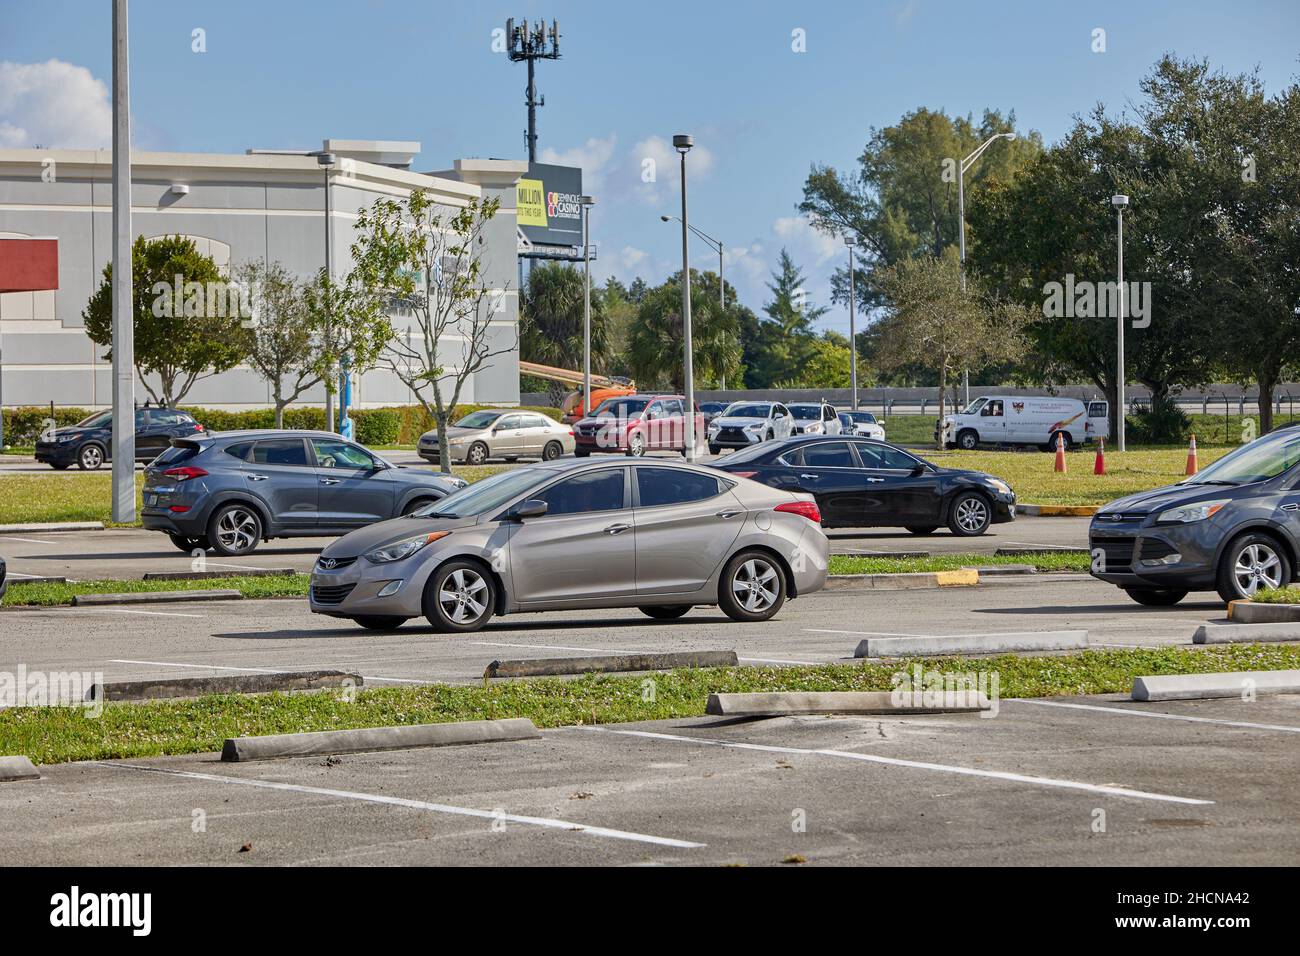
top-left (516, 163), bottom-right (583, 248)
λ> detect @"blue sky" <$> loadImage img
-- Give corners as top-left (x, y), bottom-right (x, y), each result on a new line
top-left (3, 0), bottom-right (1298, 335)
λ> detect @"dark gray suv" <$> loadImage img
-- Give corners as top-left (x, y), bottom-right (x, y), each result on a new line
top-left (141, 430), bottom-right (467, 556)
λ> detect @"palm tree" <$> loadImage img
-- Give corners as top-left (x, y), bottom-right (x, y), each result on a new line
top-left (626, 272), bottom-right (741, 390)
top-left (520, 262), bottom-right (611, 406)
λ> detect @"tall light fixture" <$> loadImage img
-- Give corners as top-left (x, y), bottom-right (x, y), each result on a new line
top-left (673, 134), bottom-right (697, 461)
top-left (111, 0), bottom-right (135, 522)
top-left (845, 235), bottom-right (858, 410)
top-left (316, 152), bottom-right (338, 433)
top-left (1112, 194), bottom-right (1129, 452)
top-left (581, 194), bottom-right (595, 417)
top-left (660, 214), bottom-right (725, 387)
top-left (957, 131), bottom-right (1016, 408)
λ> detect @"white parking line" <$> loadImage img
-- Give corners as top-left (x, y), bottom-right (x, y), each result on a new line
top-left (95, 761), bottom-right (705, 849)
top-left (3, 536), bottom-right (60, 545)
top-left (1008, 697), bottom-right (1300, 733)
top-left (108, 657), bottom-right (438, 685)
top-left (90, 608), bottom-right (206, 619)
top-left (591, 728), bottom-right (1214, 806)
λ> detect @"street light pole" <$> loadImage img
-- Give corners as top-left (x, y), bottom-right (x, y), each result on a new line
top-left (660, 213), bottom-right (725, 390)
top-left (581, 195), bottom-right (595, 417)
top-left (673, 134), bottom-right (697, 462)
top-left (316, 152), bottom-right (337, 433)
top-left (1112, 194), bottom-right (1129, 452)
top-left (846, 236), bottom-right (858, 410)
top-left (957, 131), bottom-right (1016, 409)
top-left (110, 0), bottom-right (136, 522)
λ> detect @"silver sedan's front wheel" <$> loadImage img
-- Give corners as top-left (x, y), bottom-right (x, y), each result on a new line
top-left (719, 550), bottom-right (786, 622)
top-left (424, 560), bottom-right (496, 633)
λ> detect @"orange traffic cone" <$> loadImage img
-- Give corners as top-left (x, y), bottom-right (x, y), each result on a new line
top-left (1094, 437), bottom-right (1106, 475)
top-left (1185, 433), bottom-right (1199, 476)
top-left (1054, 432), bottom-right (1067, 473)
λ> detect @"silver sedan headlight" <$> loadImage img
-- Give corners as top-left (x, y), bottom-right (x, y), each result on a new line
top-left (365, 531), bottom-right (450, 564)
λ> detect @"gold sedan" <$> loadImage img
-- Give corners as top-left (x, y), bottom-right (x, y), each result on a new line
top-left (417, 410), bottom-right (576, 465)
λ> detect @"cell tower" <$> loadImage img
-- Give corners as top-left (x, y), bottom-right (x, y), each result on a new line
top-left (505, 18), bottom-right (561, 162)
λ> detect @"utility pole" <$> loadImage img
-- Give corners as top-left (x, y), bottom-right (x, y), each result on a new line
top-left (674, 135), bottom-right (696, 462)
top-left (111, 0), bottom-right (135, 522)
top-left (505, 18), bottom-right (561, 162)
top-left (846, 236), bottom-right (858, 410)
top-left (1112, 194), bottom-right (1129, 451)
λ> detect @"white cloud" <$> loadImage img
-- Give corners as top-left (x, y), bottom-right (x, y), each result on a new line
top-left (772, 214), bottom-right (841, 265)
top-left (539, 133), bottom-right (618, 192)
top-left (625, 135), bottom-right (715, 206)
top-left (0, 60), bottom-right (112, 149)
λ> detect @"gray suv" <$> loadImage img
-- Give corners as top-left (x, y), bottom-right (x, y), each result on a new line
top-left (141, 430), bottom-right (467, 556)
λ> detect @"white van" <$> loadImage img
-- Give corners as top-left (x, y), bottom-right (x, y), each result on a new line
top-left (940, 396), bottom-right (1110, 450)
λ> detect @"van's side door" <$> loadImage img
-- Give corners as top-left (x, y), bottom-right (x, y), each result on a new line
top-left (979, 399), bottom-right (1006, 443)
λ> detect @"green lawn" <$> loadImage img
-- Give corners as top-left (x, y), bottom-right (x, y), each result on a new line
top-left (1248, 587), bottom-right (1300, 605)
top-left (0, 464), bottom-right (509, 526)
top-left (1, 573), bottom-right (308, 607)
top-left (4, 644), bottom-right (1297, 765)
top-left (828, 552), bottom-right (1089, 575)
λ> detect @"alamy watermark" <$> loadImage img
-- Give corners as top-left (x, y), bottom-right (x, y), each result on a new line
top-left (890, 663), bottom-right (1000, 717)
top-left (0, 665), bottom-right (104, 716)
top-left (1042, 274), bottom-right (1151, 328)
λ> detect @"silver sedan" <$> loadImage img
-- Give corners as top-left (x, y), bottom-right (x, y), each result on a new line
top-left (308, 458), bottom-right (829, 632)
top-left (417, 410), bottom-right (575, 466)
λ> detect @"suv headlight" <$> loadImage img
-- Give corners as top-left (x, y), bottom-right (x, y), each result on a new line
top-left (1157, 500), bottom-right (1229, 524)
top-left (365, 531), bottom-right (450, 564)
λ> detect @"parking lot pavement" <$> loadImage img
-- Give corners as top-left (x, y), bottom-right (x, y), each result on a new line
top-left (0, 516), bottom-right (1090, 583)
top-left (1, 692), bottom-right (1296, 865)
top-left (0, 577), bottom-right (1230, 690)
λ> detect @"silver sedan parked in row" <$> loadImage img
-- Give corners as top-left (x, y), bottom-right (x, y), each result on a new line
top-left (308, 458), bottom-right (829, 632)
top-left (418, 410), bottom-right (575, 466)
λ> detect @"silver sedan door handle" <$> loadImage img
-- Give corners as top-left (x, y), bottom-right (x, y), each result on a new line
top-left (247, 474), bottom-right (269, 481)
top-left (603, 523), bottom-right (632, 535)
top-left (320, 477), bottom-right (341, 485)
top-left (715, 509), bottom-right (742, 519)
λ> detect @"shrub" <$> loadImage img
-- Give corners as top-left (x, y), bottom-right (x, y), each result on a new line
top-left (1126, 396), bottom-right (1191, 445)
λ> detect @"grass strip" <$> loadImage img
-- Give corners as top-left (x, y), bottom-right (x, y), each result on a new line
top-left (828, 552), bottom-right (1090, 574)
top-left (1246, 587), bottom-right (1300, 605)
top-left (3, 644), bottom-right (1298, 765)
top-left (2, 574), bottom-right (309, 607)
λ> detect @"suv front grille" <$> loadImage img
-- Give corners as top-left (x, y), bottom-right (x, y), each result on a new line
top-left (1091, 536), bottom-right (1135, 572)
top-left (311, 583), bottom-right (356, 605)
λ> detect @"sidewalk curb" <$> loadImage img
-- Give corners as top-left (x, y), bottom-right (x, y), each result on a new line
top-left (0, 756), bottom-right (40, 782)
top-left (142, 568), bottom-right (297, 582)
top-left (1227, 600), bottom-right (1300, 624)
top-left (89, 669), bottom-right (362, 702)
top-left (485, 650), bottom-right (737, 679)
top-left (854, 629), bottom-right (1089, 658)
top-left (706, 691), bottom-right (990, 716)
top-left (1132, 669), bottom-right (1300, 701)
top-left (824, 569), bottom-right (980, 591)
top-left (0, 521), bottom-right (105, 534)
top-left (71, 589), bottom-right (243, 606)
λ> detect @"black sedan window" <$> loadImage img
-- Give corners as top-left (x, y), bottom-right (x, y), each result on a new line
top-left (637, 467), bottom-right (721, 507)
top-left (801, 442), bottom-right (858, 467)
top-left (857, 443), bottom-right (921, 469)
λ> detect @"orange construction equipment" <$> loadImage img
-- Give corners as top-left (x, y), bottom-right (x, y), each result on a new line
top-left (1054, 431), bottom-right (1067, 473)
top-left (1186, 433), bottom-right (1199, 476)
top-left (1094, 437), bottom-right (1106, 475)
top-left (518, 360), bottom-right (636, 423)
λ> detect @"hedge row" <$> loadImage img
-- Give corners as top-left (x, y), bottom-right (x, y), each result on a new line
top-left (1, 403), bottom-right (563, 448)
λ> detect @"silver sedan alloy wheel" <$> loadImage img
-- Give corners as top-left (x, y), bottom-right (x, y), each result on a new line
top-left (731, 557), bottom-right (779, 613)
top-left (439, 567), bottom-right (489, 624)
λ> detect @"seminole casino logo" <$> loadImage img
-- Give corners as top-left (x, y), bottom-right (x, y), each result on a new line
top-left (547, 191), bottom-right (582, 220)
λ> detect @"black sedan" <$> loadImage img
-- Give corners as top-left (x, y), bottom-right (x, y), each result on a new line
top-left (710, 435), bottom-right (1016, 535)
top-left (0, 554), bottom-right (7, 602)
top-left (35, 407), bottom-right (205, 470)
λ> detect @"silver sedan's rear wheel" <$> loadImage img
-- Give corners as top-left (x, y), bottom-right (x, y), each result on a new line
top-left (718, 550), bottom-right (786, 622)
top-left (424, 560), bottom-right (496, 633)
top-left (207, 504), bottom-right (262, 556)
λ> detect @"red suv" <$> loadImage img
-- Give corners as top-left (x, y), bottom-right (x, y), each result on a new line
top-left (572, 394), bottom-right (705, 457)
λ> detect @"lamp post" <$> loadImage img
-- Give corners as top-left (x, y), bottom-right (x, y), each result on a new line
top-left (110, 0), bottom-right (135, 522)
top-left (1112, 194), bottom-right (1129, 452)
top-left (581, 195), bottom-right (595, 417)
top-left (957, 131), bottom-right (1016, 408)
top-left (315, 152), bottom-right (338, 433)
top-left (845, 235), bottom-right (858, 410)
top-left (660, 214), bottom-right (725, 387)
top-left (673, 134), bottom-right (698, 461)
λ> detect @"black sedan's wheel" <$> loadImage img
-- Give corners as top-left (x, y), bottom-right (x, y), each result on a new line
top-left (78, 443), bottom-right (105, 470)
top-left (906, 526), bottom-right (939, 535)
top-left (1216, 532), bottom-right (1290, 602)
top-left (465, 442), bottom-right (489, 466)
top-left (424, 561), bottom-right (496, 633)
top-left (207, 503), bottom-right (263, 556)
top-left (168, 533), bottom-right (210, 553)
top-left (542, 440), bottom-right (563, 461)
top-left (718, 550), bottom-right (786, 622)
top-left (1124, 588), bottom-right (1188, 607)
top-left (639, 605), bottom-right (692, 620)
top-left (947, 492), bottom-right (991, 536)
top-left (50, 462), bottom-right (70, 470)
top-left (353, 616), bottom-right (410, 631)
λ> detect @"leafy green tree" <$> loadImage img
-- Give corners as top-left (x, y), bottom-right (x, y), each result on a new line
top-left (746, 250), bottom-right (824, 387)
top-left (83, 235), bottom-right (249, 407)
top-left (800, 108), bottom-right (1041, 308)
top-left (520, 262), bottom-right (612, 406)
